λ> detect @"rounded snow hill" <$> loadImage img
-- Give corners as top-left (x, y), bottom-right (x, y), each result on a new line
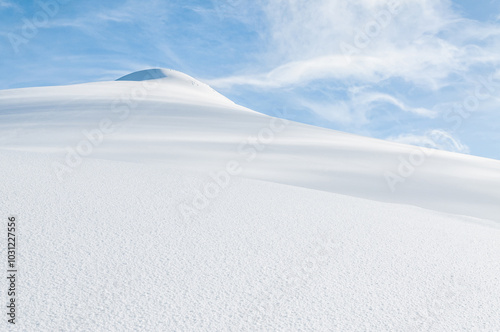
top-left (117, 68), bottom-right (196, 83)
top-left (116, 68), bottom-right (235, 105)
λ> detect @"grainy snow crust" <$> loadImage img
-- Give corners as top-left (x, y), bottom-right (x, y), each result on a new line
top-left (1, 69), bottom-right (499, 331)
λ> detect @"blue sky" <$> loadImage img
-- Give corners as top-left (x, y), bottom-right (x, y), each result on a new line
top-left (1, 0), bottom-right (500, 160)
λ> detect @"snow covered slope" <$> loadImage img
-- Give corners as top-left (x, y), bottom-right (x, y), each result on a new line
top-left (2, 151), bottom-right (500, 331)
top-left (0, 68), bottom-right (498, 221)
top-left (1, 69), bottom-right (499, 331)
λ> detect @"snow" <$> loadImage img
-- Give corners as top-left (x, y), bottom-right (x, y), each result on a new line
top-left (1, 69), bottom-right (500, 331)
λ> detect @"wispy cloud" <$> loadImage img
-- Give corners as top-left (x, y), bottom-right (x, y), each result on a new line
top-left (46, 0), bottom-right (166, 31)
top-left (211, 0), bottom-right (500, 89)
top-left (356, 92), bottom-right (436, 118)
top-left (0, 0), bottom-right (16, 9)
top-left (387, 129), bottom-right (470, 154)
top-left (0, 0), bottom-right (21, 13)
top-left (296, 89), bottom-right (435, 128)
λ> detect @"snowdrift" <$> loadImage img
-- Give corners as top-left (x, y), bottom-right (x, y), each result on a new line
top-left (0, 68), bottom-right (498, 221)
top-left (1, 69), bottom-right (499, 331)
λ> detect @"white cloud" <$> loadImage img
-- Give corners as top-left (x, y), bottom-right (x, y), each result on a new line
top-left (387, 129), bottom-right (470, 153)
top-left (0, 0), bottom-right (21, 11)
top-left (211, 9), bottom-right (492, 90)
top-left (207, 0), bottom-right (500, 130)
top-left (355, 92), bottom-right (436, 118)
top-left (208, 0), bottom-right (500, 89)
top-left (297, 89), bottom-right (435, 127)
top-left (47, 0), bottom-right (169, 31)
top-left (0, 0), bottom-right (13, 7)
top-left (299, 99), bottom-right (354, 125)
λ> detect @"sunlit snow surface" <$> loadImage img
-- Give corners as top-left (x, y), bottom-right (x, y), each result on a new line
top-left (1, 69), bottom-right (499, 331)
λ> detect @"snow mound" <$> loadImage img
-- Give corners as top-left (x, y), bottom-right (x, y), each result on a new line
top-left (0, 71), bottom-right (499, 220)
top-left (117, 68), bottom-right (200, 85)
top-left (116, 68), bottom-right (170, 81)
top-left (115, 68), bottom-right (235, 105)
